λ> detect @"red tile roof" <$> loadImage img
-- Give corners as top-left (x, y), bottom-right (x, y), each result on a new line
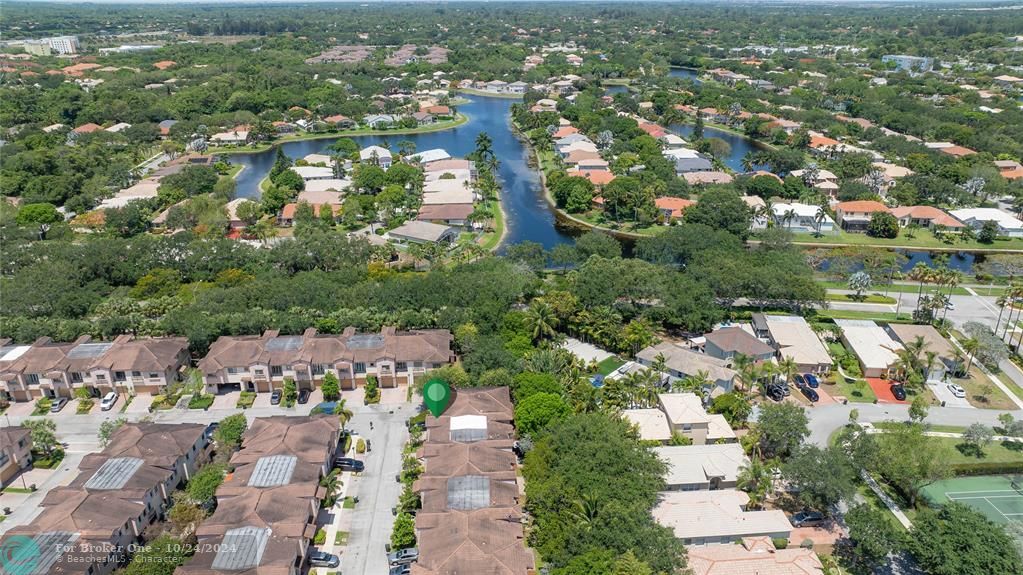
top-left (655, 197), bottom-right (696, 219)
top-left (567, 169), bottom-right (616, 186)
top-left (836, 200), bottom-right (888, 214)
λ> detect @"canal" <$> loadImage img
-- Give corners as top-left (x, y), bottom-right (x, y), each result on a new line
top-left (229, 93), bottom-right (984, 272)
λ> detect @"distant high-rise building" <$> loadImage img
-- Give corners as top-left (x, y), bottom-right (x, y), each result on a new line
top-left (23, 40), bottom-right (52, 56)
top-left (48, 35), bottom-right (80, 55)
top-left (881, 54), bottom-right (933, 73)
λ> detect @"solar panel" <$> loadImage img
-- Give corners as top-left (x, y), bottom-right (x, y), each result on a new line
top-left (248, 455), bottom-right (297, 487)
top-left (67, 342), bottom-right (114, 359)
top-left (346, 334), bottom-right (384, 350)
top-left (83, 457), bottom-right (144, 490)
top-left (265, 336), bottom-right (303, 351)
top-left (211, 527), bottom-right (271, 571)
top-left (447, 475), bottom-right (490, 510)
top-left (450, 414), bottom-right (488, 443)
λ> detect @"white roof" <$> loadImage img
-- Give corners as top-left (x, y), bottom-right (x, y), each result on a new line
top-left (950, 208), bottom-right (1023, 230)
top-left (622, 408), bottom-right (671, 441)
top-left (834, 320), bottom-right (903, 371)
top-left (302, 179), bottom-right (351, 193)
top-left (421, 188), bottom-right (475, 205)
top-left (424, 179), bottom-right (471, 194)
top-left (105, 122), bottom-right (131, 133)
top-left (653, 490), bottom-right (793, 541)
top-left (708, 414), bottom-right (738, 442)
top-left (359, 145), bottom-right (392, 161)
top-left (211, 130), bottom-right (248, 142)
top-left (224, 198), bottom-right (249, 221)
top-left (407, 149), bottom-right (451, 164)
top-left (449, 414), bottom-right (487, 431)
top-left (660, 134), bottom-right (688, 146)
top-left (290, 166), bottom-right (334, 180)
top-left (425, 169), bottom-right (472, 182)
top-left (663, 148), bottom-right (702, 160)
top-left (659, 393), bottom-right (711, 425)
top-left (772, 202), bottom-right (826, 219)
top-left (41, 123), bottom-right (66, 133)
top-left (790, 168), bottom-right (837, 181)
top-left (303, 153), bottom-right (335, 166)
top-left (559, 141), bottom-right (599, 154)
top-left (763, 315), bottom-right (833, 368)
top-left (387, 220), bottom-right (456, 243)
top-left (297, 190), bottom-right (345, 204)
top-left (655, 444), bottom-right (749, 487)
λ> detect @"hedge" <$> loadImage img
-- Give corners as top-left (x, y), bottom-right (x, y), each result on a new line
top-left (953, 460), bottom-right (1023, 476)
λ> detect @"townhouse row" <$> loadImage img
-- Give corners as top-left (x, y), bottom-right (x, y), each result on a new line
top-left (1, 423), bottom-right (211, 575)
top-left (175, 416), bottom-right (341, 575)
top-left (0, 326), bottom-right (454, 403)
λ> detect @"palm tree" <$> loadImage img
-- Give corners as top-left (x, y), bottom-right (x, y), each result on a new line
top-left (962, 337), bottom-right (980, 375)
top-left (319, 469), bottom-right (342, 507)
top-left (778, 356), bottom-right (798, 387)
top-left (737, 455), bottom-right (772, 510)
top-left (525, 300), bottom-right (559, 343)
top-left (907, 262), bottom-right (933, 307)
top-left (813, 207), bottom-right (827, 237)
top-left (783, 208), bottom-right (797, 231)
top-left (333, 399), bottom-right (354, 430)
top-left (674, 369), bottom-right (711, 396)
top-left (568, 492), bottom-right (603, 530)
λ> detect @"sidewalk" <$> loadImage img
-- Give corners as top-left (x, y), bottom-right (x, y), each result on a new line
top-left (861, 470), bottom-right (913, 529)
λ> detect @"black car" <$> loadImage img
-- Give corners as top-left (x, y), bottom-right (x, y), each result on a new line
top-left (270, 389), bottom-right (282, 405)
top-left (204, 422), bottom-right (219, 439)
top-left (50, 397), bottom-right (69, 413)
top-left (791, 510), bottom-right (826, 527)
top-left (308, 551), bottom-right (339, 568)
top-left (800, 385), bottom-right (819, 402)
top-left (793, 374), bottom-right (807, 387)
top-left (890, 384), bottom-right (907, 401)
top-left (389, 566), bottom-right (411, 575)
top-left (765, 385), bottom-right (784, 402)
top-left (297, 389), bottom-right (311, 404)
top-left (335, 457), bottom-right (365, 472)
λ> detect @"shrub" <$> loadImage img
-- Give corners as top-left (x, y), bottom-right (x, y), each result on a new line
top-left (76, 399), bottom-right (94, 414)
top-left (390, 513), bottom-right (417, 550)
top-left (364, 376), bottom-right (380, 404)
top-left (321, 373), bottom-right (340, 401)
top-left (356, 438), bottom-right (366, 454)
top-left (186, 464), bottom-right (227, 503)
top-left (213, 413), bottom-right (248, 450)
top-left (32, 398), bottom-right (53, 415)
top-left (313, 529), bottom-right (327, 545)
top-left (343, 434), bottom-right (352, 454)
top-left (952, 460), bottom-right (1023, 476)
top-left (772, 538), bottom-right (789, 550)
top-left (237, 391), bottom-right (256, 409)
top-left (282, 377), bottom-right (297, 407)
top-left (188, 394), bottom-right (214, 410)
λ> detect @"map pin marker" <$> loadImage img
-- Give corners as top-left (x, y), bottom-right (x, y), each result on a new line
top-left (423, 378), bottom-right (451, 417)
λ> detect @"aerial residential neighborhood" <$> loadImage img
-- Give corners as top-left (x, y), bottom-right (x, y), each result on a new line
top-left (1, 2), bottom-right (1023, 575)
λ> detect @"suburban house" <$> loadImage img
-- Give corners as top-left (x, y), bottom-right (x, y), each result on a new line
top-left (568, 169), bottom-right (616, 187)
top-left (673, 156), bottom-right (715, 175)
top-left (950, 208), bottom-right (1023, 238)
top-left (637, 342), bottom-right (737, 397)
top-left (995, 160), bottom-right (1023, 181)
top-left (886, 323), bottom-right (957, 383)
top-left (323, 114), bottom-right (356, 129)
top-left (688, 537), bottom-right (824, 575)
top-left (177, 416), bottom-right (339, 575)
top-left (359, 145), bottom-right (393, 169)
top-left (417, 203), bottom-right (475, 227)
top-left (623, 393), bottom-right (736, 444)
top-left (277, 202), bottom-right (341, 226)
top-left (0, 426), bottom-right (32, 487)
top-left (411, 112), bottom-right (435, 125)
top-left (414, 387), bottom-right (534, 575)
top-left (683, 172), bottom-right (734, 186)
top-left (198, 327), bottom-right (454, 393)
top-left (5, 423), bottom-right (208, 575)
top-left (0, 335), bottom-right (190, 403)
top-left (753, 314), bottom-right (833, 374)
top-left (407, 149), bottom-right (451, 165)
top-left (772, 203), bottom-right (834, 234)
top-left (653, 490), bottom-right (792, 546)
top-left (210, 128), bottom-right (248, 145)
top-left (363, 114), bottom-right (400, 129)
top-left (925, 142), bottom-right (977, 158)
top-left (834, 320), bottom-right (904, 379)
top-left (888, 206), bottom-right (964, 231)
top-left (702, 327), bottom-right (776, 363)
top-left (655, 444), bottom-right (750, 491)
top-left (835, 200), bottom-right (889, 232)
top-left (424, 159), bottom-right (477, 180)
top-left (655, 197), bottom-right (695, 221)
top-left (387, 220), bottom-right (459, 245)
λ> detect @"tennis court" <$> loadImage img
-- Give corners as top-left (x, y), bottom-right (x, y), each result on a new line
top-left (921, 475), bottom-right (1023, 525)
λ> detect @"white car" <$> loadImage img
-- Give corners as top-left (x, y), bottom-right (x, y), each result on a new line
top-left (100, 391), bottom-right (119, 411)
top-left (947, 384), bottom-right (966, 399)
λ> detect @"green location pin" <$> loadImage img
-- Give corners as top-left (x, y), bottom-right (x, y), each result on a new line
top-left (423, 379), bottom-right (451, 417)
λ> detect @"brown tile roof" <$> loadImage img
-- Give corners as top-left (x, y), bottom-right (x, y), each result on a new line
top-left (688, 536), bottom-right (823, 575)
top-left (683, 171), bottom-right (734, 185)
top-left (415, 475), bottom-right (522, 513)
top-left (888, 205), bottom-right (964, 228)
top-left (704, 327), bottom-right (775, 357)
top-left (655, 197), bottom-right (696, 219)
top-left (197, 484), bottom-right (320, 539)
top-left (71, 454), bottom-right (174, 497)
top-left (418, 203), bottom-right (475, 221)
top-left (0, 426), bottom-right (30, 452)
top-left (938, 145), bottom-right (976, 157)
top-left (836, 200), bottom-right (888, 214)
top-left (104, 423), bottom-right (206, 470)
top-left (425, 415), bottom-right (515, 444)
top-left (153, 60), bottom-right (177, 70)
top-left (231, 416), bottom-right (339, 466)
top-left (443, 387), bottom-right (514, 420)
top-left (418, 441), bottom-right (518, 478)
top-left (25, 487), bottom-right (144, 538)
top-left (424, 159), bottom-right (474, 172)
top-left (89, 336), bottom-right (188, 372)
top-left (566, 168), bottom-right (615, 186)
top-left (413, 508), bottom-right (534, 575)
top-left (175, 532), bottom-right (301, 575)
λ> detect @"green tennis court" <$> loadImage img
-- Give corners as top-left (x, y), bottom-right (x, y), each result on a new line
top-left (921, 475), bottom-right (1023, 525)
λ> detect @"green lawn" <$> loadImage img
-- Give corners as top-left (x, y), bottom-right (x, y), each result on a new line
top-left (595, 356), bottom-right (626, 376)
top-left (826, 377), bottom-right (877, 403)
top-left (856, 483), bottom-right (909, 532)
top-left (343, 496), bottom-right (357, 509)
top-left (816, 309), bottom-right (913, 322)
top-left (3, 487), bottom-right (34, 494)
top-left (817, 280), bottom-right (971, 297)
top-left (334, 531), bottom-right (349, 545)
top-left (788, 228), bottom-right (1023, 251)
top-left (478, 200), bottom-right (505, 251)
top-left (826, 293), bottom-right (897, 304)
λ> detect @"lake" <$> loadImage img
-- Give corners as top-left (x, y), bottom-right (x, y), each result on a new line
top-left (231, 95), bottom-right (577, 250)
top-left (669, 67), bottom-right (702, 83)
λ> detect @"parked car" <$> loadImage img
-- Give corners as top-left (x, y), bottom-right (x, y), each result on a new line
top-left (270, 389), bottom-right (282, 405)
top-left (793, 374), bottom-right (806, 387)
top-left (388, 548), bottom-right (419, 566)
top-left (335, 457), bottom-right (365, 472)
top-left (100, 391), bottom-right (118, 411)
top-left (890, 384), bottom-right (907, 401)
top-left (766, 385), bottom-right (786, 402)
top-left (799, 385), bottom-right (819, 402)
top-left (297, 389), bottom-right (311, 404)
top-left (204, 422), bottom-right (219, 439)
top-left (50, 397), bottom-right (69, 413)
top-left (947, 383), bottom-right (966, 398)
top-left (389, 566), bottom-right (411, 575)
top-left (308, 551), bottom-right (339, 568)
top-left (791, 510), bottom-right (826, 527)
top-left (804, 373), bottom-right (820, 389)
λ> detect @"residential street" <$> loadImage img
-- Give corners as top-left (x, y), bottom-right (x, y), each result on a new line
top-left (806, 402), bottom-right (1023, 446)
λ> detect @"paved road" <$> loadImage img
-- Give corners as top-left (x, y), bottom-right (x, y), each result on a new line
top-left (827, 289), bottom-right (1002, 330)
top-left (806, 402), bottom-right (1023, 446)
top-left (341, 403), bottom-right (410, 575)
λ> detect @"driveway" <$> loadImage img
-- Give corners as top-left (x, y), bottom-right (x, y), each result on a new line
top-left (340, 401), bottom-right (411, 575)
top-left (124, 393), bottom-right (155, 414)
top-left (211, 391), bottom-right (240, 410)
top-left (252, 392), bottom-right (273, 409)
top-left (380, 385), bottom-right (407, 406)
top-left (867, 378), bottom-right (908, 404)
top-left (560, 337), bottom-right (613, 364)
top-left (5, 401), bottom-right (37, 417)
top-left (929, 382), bottom-right (972, 408)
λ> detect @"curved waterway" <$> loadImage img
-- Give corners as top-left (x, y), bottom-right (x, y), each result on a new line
top-left (231, 95), bottom-right (576, 250)
top-left (229, 94), bottom-right (983, 271)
